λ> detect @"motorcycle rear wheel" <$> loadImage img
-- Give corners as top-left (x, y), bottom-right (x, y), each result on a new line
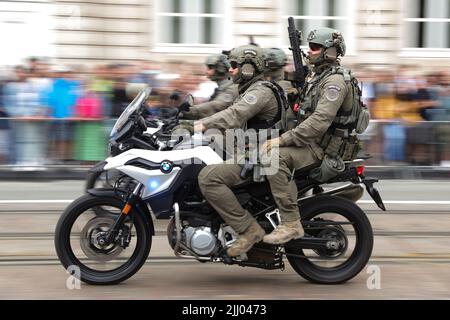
top-left (286, 195), bottom-right (373, 284)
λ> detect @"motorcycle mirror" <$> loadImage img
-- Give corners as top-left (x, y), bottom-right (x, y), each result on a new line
top-left (169, 90), bottom-right (181, 101)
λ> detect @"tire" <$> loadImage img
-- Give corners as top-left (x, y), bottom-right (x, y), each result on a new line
top-left (55, 194), bottom-right (152, 285)
top-left (286, 195), bottom-right (373, 284)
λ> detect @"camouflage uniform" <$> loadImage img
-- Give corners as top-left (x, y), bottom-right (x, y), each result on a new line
top-left (264, 27), bottom-right (357, 245)
top-left (182, 54), bottom-right (238, 120)
top-left (201, 75), bottom-right (278, 130)
top-left (182, 78), bottom-right (238, 120)
top-left (263, 48), bottom-right (297, 130)
top-left (198, 45), bottom-right (280, 257)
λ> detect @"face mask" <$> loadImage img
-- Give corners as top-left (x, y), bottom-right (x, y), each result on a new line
top-left (307, 52), bottom-right (322, 65)
top-left (231, 69), bottom-right (242, 84)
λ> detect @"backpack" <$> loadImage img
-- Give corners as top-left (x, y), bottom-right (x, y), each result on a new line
top-left (331, 67), bottom-right (370, 134)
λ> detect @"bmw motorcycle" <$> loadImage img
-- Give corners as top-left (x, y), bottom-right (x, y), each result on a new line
top-left (84, 92), bottom-right (189, 191)
top-left (55, 88), bottom-right (386, 285)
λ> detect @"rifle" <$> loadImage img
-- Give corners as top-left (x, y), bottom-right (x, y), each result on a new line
top-left (287, 17), bottom-right (307, 91)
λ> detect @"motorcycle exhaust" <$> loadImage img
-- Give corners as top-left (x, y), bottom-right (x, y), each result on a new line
top-left (173, 203), bottom-right (182, 257)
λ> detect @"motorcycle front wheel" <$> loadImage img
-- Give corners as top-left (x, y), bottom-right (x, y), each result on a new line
top-left (55, 194), bottom-right (152, 285)
top-left (286, 195), bottom-right (373, 284)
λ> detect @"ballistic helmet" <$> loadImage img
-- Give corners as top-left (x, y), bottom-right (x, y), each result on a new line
top-left (205, 54), bottom-right (231, 81)
top-left (227, 45), bottom-right (266, 84)
top-left (307, 27), bottom-right (346, 65)
top-left (264, 48), bottom-right (288, 70)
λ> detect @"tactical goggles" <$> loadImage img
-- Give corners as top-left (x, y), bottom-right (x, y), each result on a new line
top-left (229, 61), bottom-right (238, 69)
top-left (309, 43), bottom-right (323, 51)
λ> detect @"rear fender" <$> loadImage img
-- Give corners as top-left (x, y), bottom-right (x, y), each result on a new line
top-left (332, 184), bottom-right (364, 203)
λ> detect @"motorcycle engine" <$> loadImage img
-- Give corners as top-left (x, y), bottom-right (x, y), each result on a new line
top-left (167, 217), bottom-right (238, 257)
top-left (184, 226), bottom-right (218, 256)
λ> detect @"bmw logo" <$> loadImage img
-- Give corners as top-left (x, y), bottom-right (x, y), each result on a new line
top-left (160, 160), bottom-right (173, 174)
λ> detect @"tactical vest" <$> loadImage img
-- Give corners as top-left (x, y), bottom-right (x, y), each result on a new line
top-left (247, 81), bottom-right (289, 133)
top-left (297, 66), bottom-right (370, 161)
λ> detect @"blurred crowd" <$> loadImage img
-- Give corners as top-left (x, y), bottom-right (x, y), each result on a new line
top-left (0, 57), bottom-right (208, 165)
top-left (0, 57), bottom-right (449, 166)
top-left (355, 67), bottom-right (450, 165)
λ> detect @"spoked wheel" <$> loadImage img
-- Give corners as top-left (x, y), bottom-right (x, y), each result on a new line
top-left (55, 194), bottom-right (151, 285)
top-left (285, 196), bottom-right (373, 284)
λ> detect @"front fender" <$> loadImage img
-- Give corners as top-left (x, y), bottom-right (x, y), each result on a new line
top-left (88, 161), bottom-right (107, 173)
top-left (87, 188), bottom-right (155, 235)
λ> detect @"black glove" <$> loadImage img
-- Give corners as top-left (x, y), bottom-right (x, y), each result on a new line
top-left (178, 101), bottom-right (191, 113)
top-left (169, 91), bottom-right (181, 101)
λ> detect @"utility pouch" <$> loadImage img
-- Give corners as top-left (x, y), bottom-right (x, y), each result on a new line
top-left (309, 154), bottom-right (345, 183)
top-left (320, 133), bottom-right (332, 150)
top-left (355, 105), bottom-right (370, 134)
top-left (351, 140), bottom-right (363, 159)
top-left (323, 135), bottom-right (343, 157)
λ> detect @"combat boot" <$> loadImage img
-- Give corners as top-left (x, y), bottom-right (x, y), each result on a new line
top-left (263, 219), bottom-right (304, 245)
top-left (227, 220), bottom-right (265, 257)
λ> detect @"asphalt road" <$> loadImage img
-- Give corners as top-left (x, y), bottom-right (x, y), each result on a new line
top-left (0, 180), bottom-right (449, 299)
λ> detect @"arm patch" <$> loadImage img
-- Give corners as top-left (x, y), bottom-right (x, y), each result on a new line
top-left (243, 93), bottom-right (257, 105)
top-left (325, 86), bottom-right (341, 102)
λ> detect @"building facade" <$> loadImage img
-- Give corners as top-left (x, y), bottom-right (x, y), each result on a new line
top-left (1, 0), bottom-right (449, 68)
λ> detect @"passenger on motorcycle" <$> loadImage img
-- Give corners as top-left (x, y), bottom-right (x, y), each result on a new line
top-left (179, 54), bottom-right (239, 120)
top-left (195, 44), bottom-right (283, 257)
top-left (263, 27), bottom-right (369, 245)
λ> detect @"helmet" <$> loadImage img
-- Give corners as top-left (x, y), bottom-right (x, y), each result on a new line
top-left (205, 54), bottom-right (230, 81)
top-left (264, 48), bottom-right (287, 70)
top-left (227, 45), bottom-right (265, 84)
top-left (306, 27), bottom-right (346, 65)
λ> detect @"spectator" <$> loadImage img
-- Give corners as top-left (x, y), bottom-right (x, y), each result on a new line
top-left (4, 66), bottom-right (49, 165)
top-left (0, 80), bottom-right (10, 164)
top-left (73, 86), bottom-right (106, 163)
top-left (47, 65), bottom-right (81, 163)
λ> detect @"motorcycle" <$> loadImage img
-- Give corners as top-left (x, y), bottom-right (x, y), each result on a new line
top-left (84, 90), bottom-right (193, 190)
top-left (55, 88), bottom-right (386, 285)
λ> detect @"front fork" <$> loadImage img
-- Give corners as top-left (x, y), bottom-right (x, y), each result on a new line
top-left (106, 182), bottom-right (144, 244)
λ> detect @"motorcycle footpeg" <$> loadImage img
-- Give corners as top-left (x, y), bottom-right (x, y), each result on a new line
top-left (219, 248), bottom-right (234, 265)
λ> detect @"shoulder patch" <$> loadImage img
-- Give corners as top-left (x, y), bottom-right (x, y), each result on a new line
top-left (325, 86), bottom-right (341, 102)
top-left (243, 93), bottom-right (257, 105)
top-left (222, 93), bottom-right (233, 103)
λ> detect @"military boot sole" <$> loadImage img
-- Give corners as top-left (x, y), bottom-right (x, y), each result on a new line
top-left (263, 230), bottom-right (304, 245)
top-left (227, 231), bottom-right (265, 257)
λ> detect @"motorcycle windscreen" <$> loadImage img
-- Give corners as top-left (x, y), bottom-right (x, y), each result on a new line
top-left (110, 87), bottom-right (151, 137)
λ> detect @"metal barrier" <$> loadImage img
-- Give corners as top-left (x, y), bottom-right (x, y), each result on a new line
top-left (0, 117), bottom-right (115, 165)
top-left (361, 120), bottom-right (450, 166)
top-left (1, 118), bottom-right (450, 167)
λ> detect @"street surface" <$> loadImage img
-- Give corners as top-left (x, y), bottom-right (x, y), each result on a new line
top-left (0, 180), bottom-right (449, 299)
